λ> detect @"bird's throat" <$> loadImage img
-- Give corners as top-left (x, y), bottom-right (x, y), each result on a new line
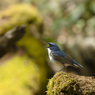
top-left (47, 48), bottom-right (55, 62)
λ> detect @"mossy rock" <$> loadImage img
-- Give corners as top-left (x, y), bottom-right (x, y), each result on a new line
top-left (0, 3), bottom-right (48, 95)
top-left (0, 32), bottom-right (48, 95)
top-left (0, 4), bottom-right (42, 35)
top-left (16, 31), bottom-right (48, 95)
top-left (47, 71), bottom-right (95, 95)
top-left (17, 31), bottom-right (46, 66)
top-left (0, 53), bottom-right (41, 95)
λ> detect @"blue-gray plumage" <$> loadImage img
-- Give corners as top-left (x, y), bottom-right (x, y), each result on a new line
top-left (46, 42), bottom-right (84, 68)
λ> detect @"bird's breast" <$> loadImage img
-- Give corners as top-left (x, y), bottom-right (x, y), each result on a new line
top-left (47, 49), bottom-right (64, 67)
top-left (47, 48), bottom-right (55, 62)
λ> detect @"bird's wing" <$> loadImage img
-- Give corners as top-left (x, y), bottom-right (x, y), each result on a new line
top-left (52, 51), bottom-right (83, 68)
top-left (52, 51), bottom-right (73, 65)
top-left (64, 54), bottom-right (84, 68)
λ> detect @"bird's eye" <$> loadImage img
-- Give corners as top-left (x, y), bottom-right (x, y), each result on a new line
top-left (50, 44), bottom-right (53, 47)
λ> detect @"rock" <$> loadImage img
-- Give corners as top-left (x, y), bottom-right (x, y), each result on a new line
top-left (0, 4), bottom-right (48, 95)
top-left (0, 4), bottom-right (42, 35)
top-left (47, 71), bottom-right (95, 95)
top-left (0, 52), bottom-right (41, 95)
top-left (0, 25), bottom-right (26, 57)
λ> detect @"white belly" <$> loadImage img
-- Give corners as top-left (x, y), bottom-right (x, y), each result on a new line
top-left (47, 48), bottom-right (63, 67)
top-left (47, 48), bottom-right (55, 62)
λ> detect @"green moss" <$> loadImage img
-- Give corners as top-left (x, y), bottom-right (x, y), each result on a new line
top-left (17, 31), bottom-right (46, 67)
top-left (0, 4), bottom-right (42, 35)
top-left (0, 4), bottom-right (48, 95)
top-left (47, 78), bottom-right (54, 95)
top-left (17, 31), bottom-right (48, 94)
top-left (47, 72), bottom-right (80, 95)
top-left (0, 54), bottom-right (41, 95)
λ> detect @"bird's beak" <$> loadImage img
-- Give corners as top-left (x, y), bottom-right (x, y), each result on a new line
top-left (44, 41), bottom-right (50, 48)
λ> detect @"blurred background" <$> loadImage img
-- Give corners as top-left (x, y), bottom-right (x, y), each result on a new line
top-left (0, 0), bottom-right (95, 95)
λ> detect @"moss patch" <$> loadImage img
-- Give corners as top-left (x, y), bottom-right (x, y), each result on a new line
top-left (47, 72), bottom-right (79, 95)
top-left (0, 54), bottom-right (41, 95)
top-left (47, 71), bottom-right (95, 95)
top-left (17, 31), bottom-right (46, 67)
top-left (0, 4), bottom-right (42, 35)
top-left (0, 3), bottom-right (48, 95)
top-left (17, 31), bottom-right (48, 94)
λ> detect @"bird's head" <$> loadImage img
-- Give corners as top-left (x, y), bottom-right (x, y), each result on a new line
top-left (45, 42), bottom-right (60, 51)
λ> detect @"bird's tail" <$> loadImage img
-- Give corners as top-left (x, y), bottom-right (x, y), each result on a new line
top-left (73, 60), bottom-right (84, 68)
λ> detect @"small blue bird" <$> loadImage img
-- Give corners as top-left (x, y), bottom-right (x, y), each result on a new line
top-left (46, 42), bottom-right (84, 69)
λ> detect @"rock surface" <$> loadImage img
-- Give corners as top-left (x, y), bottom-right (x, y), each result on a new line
top-left (47, 71), bottom-right (95, 95)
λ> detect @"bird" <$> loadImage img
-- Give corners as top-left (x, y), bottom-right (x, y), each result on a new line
top-left (45, 42), bottom-right (84, 69)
